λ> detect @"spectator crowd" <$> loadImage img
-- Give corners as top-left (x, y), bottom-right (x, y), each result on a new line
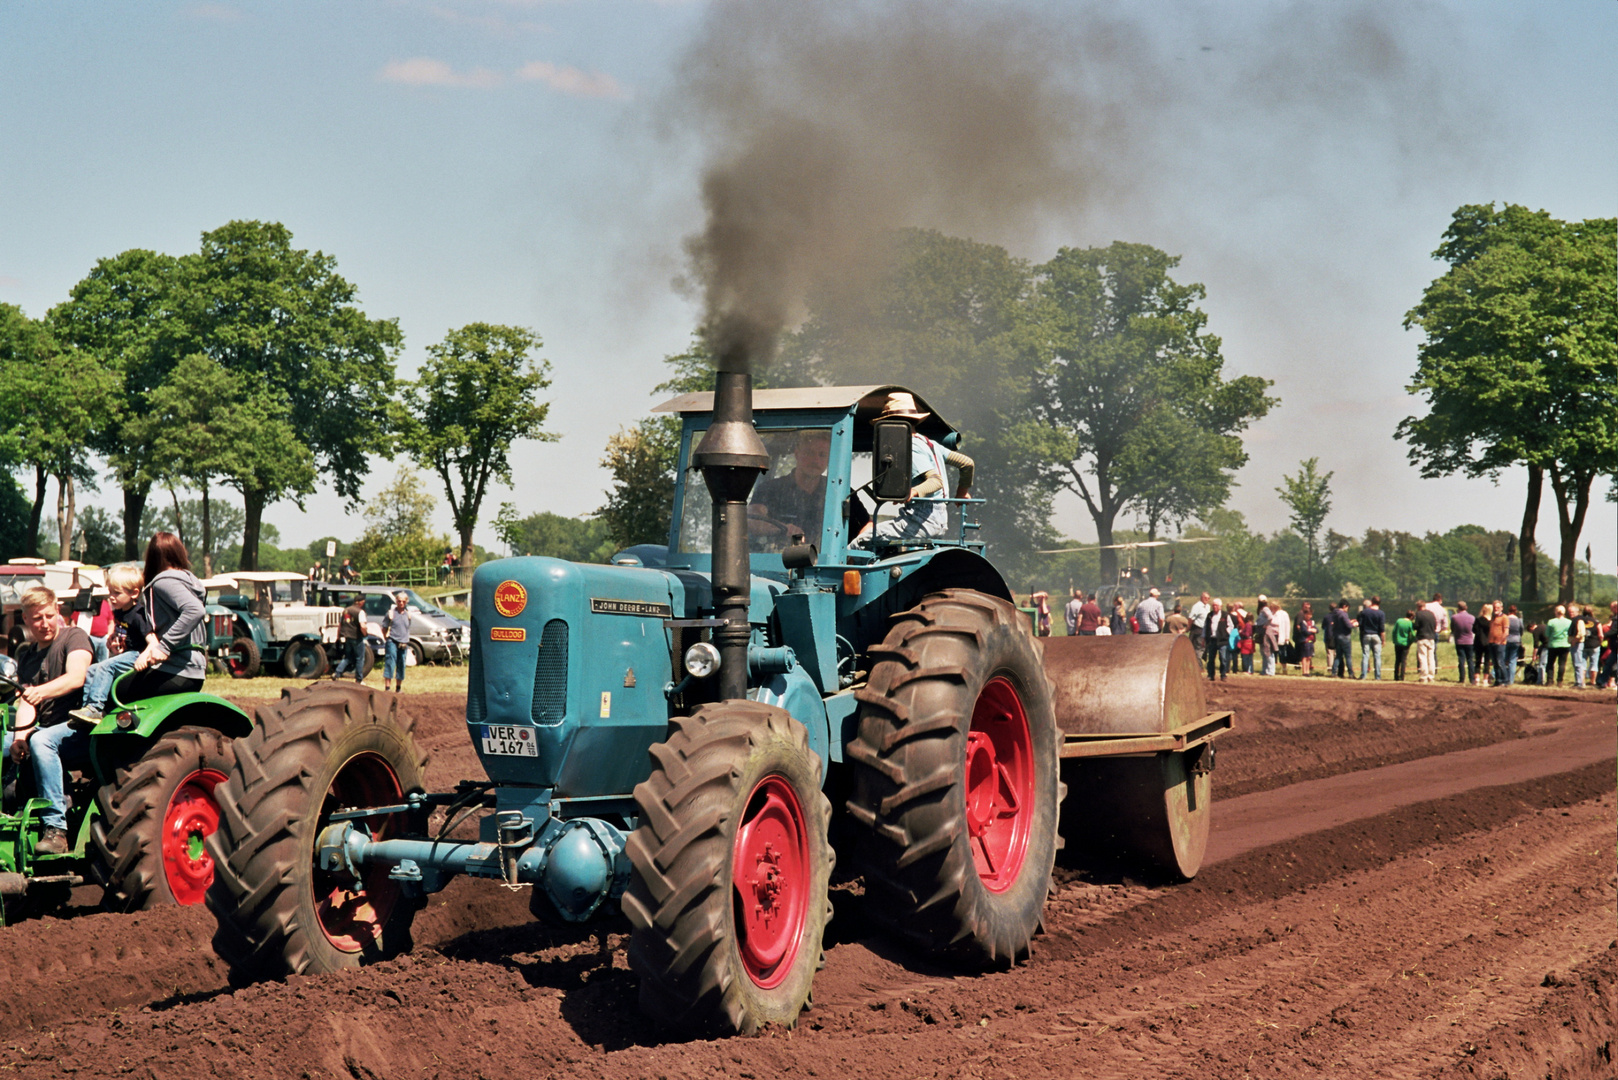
top-left (1048, 587), bottom-right (1618, 690)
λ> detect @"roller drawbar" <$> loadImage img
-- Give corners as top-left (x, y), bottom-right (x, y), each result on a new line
top-left (1043, 634), bottom-right (1231, 880)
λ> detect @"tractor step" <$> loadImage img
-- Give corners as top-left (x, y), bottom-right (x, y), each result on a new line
top-left (1058, 710), bottom-right (1232, 759)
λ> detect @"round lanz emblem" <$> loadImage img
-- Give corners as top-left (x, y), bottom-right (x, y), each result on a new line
top-left (493, 580), bottom-right (527, 618)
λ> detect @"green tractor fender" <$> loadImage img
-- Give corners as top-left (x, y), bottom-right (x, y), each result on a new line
top-left (87, 693), bottom-right (253, 787)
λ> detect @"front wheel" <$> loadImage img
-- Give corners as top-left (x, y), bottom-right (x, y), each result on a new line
top-left (846, 589), bottom-right (1062, 967)
top-left (226, 637), bottom-right (261, 679)
top-left (623, 701), bottom-right (833, 1035)
top-left (282, 640), bottom-right (326, 679)
top-left (207, 684), bottom-right (427, 981)
top-left (92, 727), bottom-right (235, 910)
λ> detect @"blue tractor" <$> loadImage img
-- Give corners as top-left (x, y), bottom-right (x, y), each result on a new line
top-left (205, 378), bottom-right (1230, 1034)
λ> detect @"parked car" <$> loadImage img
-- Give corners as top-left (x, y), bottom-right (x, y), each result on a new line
top-left (309, 584), bottom-right (465, 665)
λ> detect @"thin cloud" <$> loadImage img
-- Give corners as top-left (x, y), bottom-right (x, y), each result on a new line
top-left (517, 60), bottom-right (628, 99)
top-left (0, 275), bottom-right (22, 290)
top-left (379, 57), bottom-right (504, 88)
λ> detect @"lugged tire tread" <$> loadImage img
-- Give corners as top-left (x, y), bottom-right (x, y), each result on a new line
top-left (623, 700), bottom-right (833, 1035)
top-left (91, 726), bottom-right (236, 912)
top-left (845, 589), bottom-right (1062, 968)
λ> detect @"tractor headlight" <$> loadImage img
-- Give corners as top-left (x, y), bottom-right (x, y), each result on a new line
top-left (683, 642), bottom-right (721, 678)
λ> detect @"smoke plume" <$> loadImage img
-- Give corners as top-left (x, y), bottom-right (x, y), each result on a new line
top-left (674, 0), bottom-right (1152, 371)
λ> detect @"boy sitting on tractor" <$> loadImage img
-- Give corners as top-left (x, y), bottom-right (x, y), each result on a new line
top-left (3, 586), bottom-right (94, 854)
top-left (69, 563), bottom-right (153, 727)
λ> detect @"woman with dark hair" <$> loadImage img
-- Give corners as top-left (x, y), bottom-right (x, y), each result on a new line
top-left (124, 531), bottom-right (208, 702)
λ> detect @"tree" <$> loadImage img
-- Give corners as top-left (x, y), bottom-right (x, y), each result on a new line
top-left (399, 323), bottom-right (555, 566)
top-left (140, 497), bottom-right (248, 572)
top-left (1119, 409), bottom-right (1242, 570)
top-left (0, 476), bottom-right (29, 559)
top-left (1275, 458), bottom-right (1333, 593)
top-left (779, 228), bottom-right (1055, 558)
top-left (0, 305), bottom-right (121, 558)
top-left (129, 353), bottom-right (314, 577)
top-left (596, 338), bottom-right (734, 550)
top-left (188, 221), bottom-right (402, 569)
top-left (1029, 242), bottom-right (1275, 582)
top-left (349, 467), bottom-right (450, 572)
top-left (1399, 204), bottom-right (1618, 603)
top-left (48, 249), bottom-right (193, 559)
top-left (494, 504), bottom-right (615, 562)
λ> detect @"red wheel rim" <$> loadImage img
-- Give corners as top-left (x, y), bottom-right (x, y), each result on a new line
top-left (731, 775), bottom-right (810, 989)
top-left (314, 753), bottom-right (404, 953)
top-left (227, 647), bottom-right (249, 677)
top-left (965, 676), bottom-right (1034, 893)
top-left (161, 770), bottom-right (226, 905)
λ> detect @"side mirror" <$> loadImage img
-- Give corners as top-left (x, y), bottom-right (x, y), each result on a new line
top-left (872, 420), bottom-right (913, 502)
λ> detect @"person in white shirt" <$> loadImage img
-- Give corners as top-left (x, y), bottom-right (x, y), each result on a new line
top-left (1264, 599), bottom-right (1292, 676)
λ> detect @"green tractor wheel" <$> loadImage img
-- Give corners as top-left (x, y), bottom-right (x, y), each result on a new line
top-left (93, 726), bottom-right (235, 911)
top-left (623, 701), bottom-right (833, 1035)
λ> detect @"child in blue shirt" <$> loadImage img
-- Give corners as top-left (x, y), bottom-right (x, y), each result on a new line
top-left (69, 564), bottom-right (152, 725)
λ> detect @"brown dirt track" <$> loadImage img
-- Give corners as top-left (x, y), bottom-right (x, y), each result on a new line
top-left (1, 677), bottom-right (1611, 1079)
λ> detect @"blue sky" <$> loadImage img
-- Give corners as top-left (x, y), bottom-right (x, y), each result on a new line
top-left (1, 0), bottom-right (1613, 570)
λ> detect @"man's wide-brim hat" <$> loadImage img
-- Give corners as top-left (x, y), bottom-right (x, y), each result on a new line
top-left (876, 391), bottom-right (929, 423)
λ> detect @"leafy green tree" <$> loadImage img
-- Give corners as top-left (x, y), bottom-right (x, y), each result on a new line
top-left (350, 467), bottom-right (451, 572)
top-left (1029, 242), bottom-right (1275, 582)
top-left (48, 249), bottom-right (193, 558)
top-left (1399, 204), bottom-right (1617, 603)
top-left (0, 305), bottom-right (121, 558)
top-left (140, 497), bottom-right (248, 572)
top-left (129, 353), bottom-right (314, 576)
top-left (1275, 458), bottom-right (1333, 593)
top-left (188, 220), bottom-right (402, 569)
top-left (494, 505), bottom-right (615, 562)
top-left (595, 338), bottom-right (747, 550)
top-left (74, 505), bottom-right (125, 566)
top-left (399, 323), bottom-right (556, 567)
top-left (779, 229), bottom-right (1054, 557)
top-left (0, 476), bottom-right (30, 559)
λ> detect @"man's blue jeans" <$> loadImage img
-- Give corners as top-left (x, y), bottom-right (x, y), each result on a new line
top-left (384, 640), bottom-right (407, 684)
top-left (1360, 634), bottom-right (1382, 679)
top-left (1332, 637), bottom-right (1352, 677)
top-left (333, 638), bottom-right (368, 682)
top-left (83, 650), bottom-right (140, 711)
top-left (1499, 642), bottom-right (1519, 686)
top-left (2, 723), bottom-right (92, 831)
top-left (1454, 643), bottom-right (1474, 683)
top-left (1572, 644), bottom-right (1588, 688)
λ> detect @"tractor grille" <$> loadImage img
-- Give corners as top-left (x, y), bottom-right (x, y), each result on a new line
top-left (211, 613), bottom-right (232, 641)
top-left (531, 619), bottom-right (568, 726)
top-left (467, 617), bottom-right (486, 725)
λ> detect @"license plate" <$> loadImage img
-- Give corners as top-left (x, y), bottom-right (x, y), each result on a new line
top-left (481, 725), bottom-right (539, 757)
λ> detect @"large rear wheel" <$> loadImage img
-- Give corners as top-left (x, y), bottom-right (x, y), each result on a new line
top-left (281, 640), bottom-right (327, 680)
top-left (623, 701), bottom-right (833, 1035)
top-left (846, 589), bottom-right (1062, 966)
top-left (93, 726), bottom-right (234, 911)
top-left (207, 684), bottom-right (426, 980)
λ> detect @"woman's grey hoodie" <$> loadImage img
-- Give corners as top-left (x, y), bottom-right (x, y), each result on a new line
top-left (145, 568), bottom-right (208, 680)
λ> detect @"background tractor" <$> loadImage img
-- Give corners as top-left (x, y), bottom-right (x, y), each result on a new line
top-left (0, 660), bottom-right (252, 921)
top-left (206, 378), bottom-right (1230, 1035)
top-left (213, 572), bottom-right (342, 679)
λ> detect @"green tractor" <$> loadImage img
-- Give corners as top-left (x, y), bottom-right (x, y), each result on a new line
top-left (0, 658), bottom-right (252, 922)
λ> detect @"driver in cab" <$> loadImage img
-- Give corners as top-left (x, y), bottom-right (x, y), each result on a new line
top-left (748, 429), bottom-right (831, 549)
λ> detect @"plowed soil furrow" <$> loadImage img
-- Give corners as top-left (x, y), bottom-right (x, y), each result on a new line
top-left (0, 683), bottom-right (1608, 1079)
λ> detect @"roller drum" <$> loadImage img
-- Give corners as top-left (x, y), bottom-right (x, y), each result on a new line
top-left (1046, 634), bottom-right (1213, 880)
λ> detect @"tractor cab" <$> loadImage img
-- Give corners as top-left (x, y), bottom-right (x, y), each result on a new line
top-left (653, 384), bottom-right (983, 575)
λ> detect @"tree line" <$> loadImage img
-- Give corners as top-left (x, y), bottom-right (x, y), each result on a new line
top-left (0, 221), bottom-right (553, 573)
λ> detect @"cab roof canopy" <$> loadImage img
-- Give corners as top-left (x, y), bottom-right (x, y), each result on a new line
top-left (652, 384), bottom-right (957, 441)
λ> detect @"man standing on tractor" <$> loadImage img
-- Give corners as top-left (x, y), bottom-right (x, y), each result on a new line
top-left (851, 392), bottom-right (974, 548)
top-left (3, 587), bottom-right (94, 854)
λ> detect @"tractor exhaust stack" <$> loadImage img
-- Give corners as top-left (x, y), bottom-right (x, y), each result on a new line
top-left (693, 369), bottom-right (769, 700)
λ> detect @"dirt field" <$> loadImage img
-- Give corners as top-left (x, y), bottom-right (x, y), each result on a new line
top-left (1, 677), bottom-right (1611, 1079)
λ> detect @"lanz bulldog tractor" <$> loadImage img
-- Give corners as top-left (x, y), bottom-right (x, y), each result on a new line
top-left (205, 378), bottom-right (1231, 1034)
